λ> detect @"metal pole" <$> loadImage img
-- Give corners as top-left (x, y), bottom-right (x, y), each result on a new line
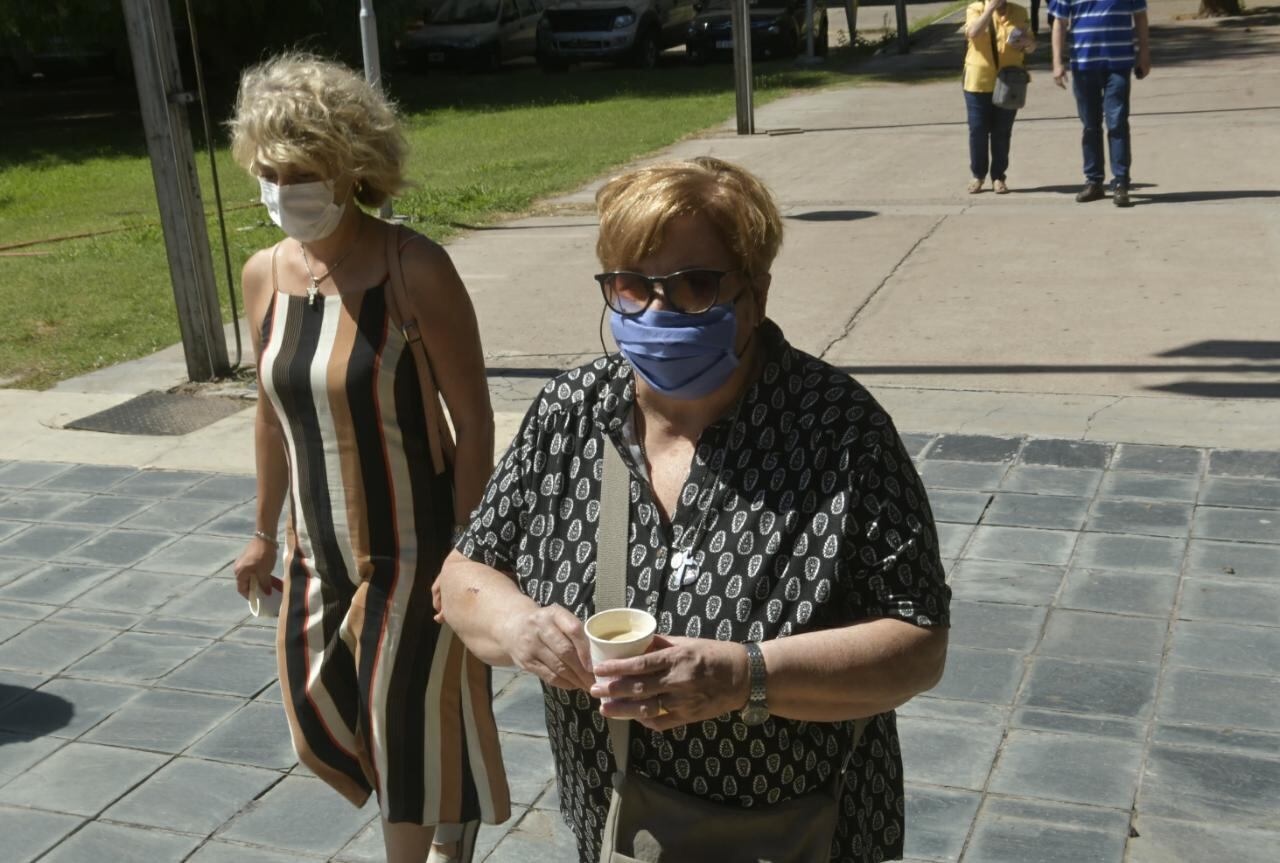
top-left (895, 0), bottom-right (909, 54)
top-left (121, 0), bottom-right (229, 381)
top-left (805, 0), bottom-right (816, 59)
top-left (359, 0), bottom-right (394, 219)
top-left (844, 0), bottom-right (859, 47)
top-left (730, 0), bottom-right (754, 135)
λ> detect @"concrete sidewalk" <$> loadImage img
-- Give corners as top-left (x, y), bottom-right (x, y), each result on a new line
top-left (0, 0), bottom-right (1277, 860)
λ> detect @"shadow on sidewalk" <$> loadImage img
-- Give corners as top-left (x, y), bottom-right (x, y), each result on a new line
top-left (1133, 189), bottom-right (1280, 204)
top-left (0, 684), bottom-right (74, 742)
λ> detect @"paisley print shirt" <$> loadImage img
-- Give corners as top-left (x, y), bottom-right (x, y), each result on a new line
top-left (459, 320), bottom-right (950, 862)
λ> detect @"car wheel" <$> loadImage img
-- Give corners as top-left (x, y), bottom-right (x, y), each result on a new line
top-left (631, 26), bottom-right (659, 69)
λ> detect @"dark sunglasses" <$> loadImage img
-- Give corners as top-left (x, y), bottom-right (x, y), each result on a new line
top-left (594, 268), bottom-right (740, 316)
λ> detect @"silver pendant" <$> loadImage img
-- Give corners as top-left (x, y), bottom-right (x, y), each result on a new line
top-left (306, 279), bottom-right (320, 307)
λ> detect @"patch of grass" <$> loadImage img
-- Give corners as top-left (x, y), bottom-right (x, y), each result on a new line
top-left (0, 54), bottom-right (875, 388)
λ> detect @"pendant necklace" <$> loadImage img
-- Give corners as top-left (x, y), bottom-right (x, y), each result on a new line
top-left (299, 220), bottom-right (361, 307)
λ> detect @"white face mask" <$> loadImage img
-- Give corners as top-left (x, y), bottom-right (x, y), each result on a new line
top-left (258, 177), bottom-right (346, 242)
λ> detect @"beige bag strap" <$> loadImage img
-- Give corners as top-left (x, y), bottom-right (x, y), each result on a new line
top-left (599, 437), bottom-right (633, 776)
top-left (383, 224), bottom-right (453, 475)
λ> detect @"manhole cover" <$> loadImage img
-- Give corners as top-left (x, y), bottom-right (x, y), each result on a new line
top-left (65, 391), bottom-right (248, 436)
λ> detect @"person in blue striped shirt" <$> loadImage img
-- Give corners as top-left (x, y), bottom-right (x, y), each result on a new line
top-left (1048, 0), bottom-right (1151, 206)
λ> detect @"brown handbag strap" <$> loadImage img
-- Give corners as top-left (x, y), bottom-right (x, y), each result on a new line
top-left (600, 438), bottom-right (634, 776)
top-left (988, 16), bottom-right (1001, 71)
top-left (383, 223), bottom-right (451, 475)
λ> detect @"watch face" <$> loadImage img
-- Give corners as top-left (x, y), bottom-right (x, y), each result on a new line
top-left (740, 704), bottom-right (769, 726)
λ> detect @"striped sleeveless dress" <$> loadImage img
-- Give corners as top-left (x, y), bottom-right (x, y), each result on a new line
top-left (258, 243), bottom-right (509, 826)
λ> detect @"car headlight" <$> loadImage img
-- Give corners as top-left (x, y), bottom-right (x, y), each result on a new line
top-left (613, 13), bottom-right (635, 29)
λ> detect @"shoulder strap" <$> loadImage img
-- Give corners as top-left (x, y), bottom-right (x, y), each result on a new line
top-left (270, 241), bottom-right (283, 293)
top-left (988, 16), bottom-right (1001, 70)
top-left (382, 223), bottom-right (453, 476)
top-left (600, 438), bottom-right (633, 776)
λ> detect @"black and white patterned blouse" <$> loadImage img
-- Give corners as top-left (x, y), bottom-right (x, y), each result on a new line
top-left (459, 320), bottom-right (950, 862)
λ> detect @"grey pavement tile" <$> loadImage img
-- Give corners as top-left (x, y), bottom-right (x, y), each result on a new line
top-left (253, 680), bottom-right (284, 704)
top-left (70, 570), bottom-right (203, 613)
top-left (1019, 657), bottom-right (1159, 719)
top-left (59, 528), bottom-right (177, 567)
top-left (224, 624), bottom-right (276, 645)
top-left (899, 433), bottom-right (936, 459)
top-left (897, 695), bottom-right (1009, 728)
top-left (1086, 499), bottom-right (1193, 538)
top-left (0, 490), bottom-right (91, 521)
top-left (495, 672), bottom-right (550, 737)
top-left (920, 461), bottom-right (1009, 492)
top-left (185, 840), bottom-right (324, 862)
top-left (38, 822), bottom-right (200, 863)
top-left (1184, 539), bottom-right (1279, 581)
top-left (964, 797), bottom-right (1129, 863)
top-left (1097, 471), bottom-right (1200, 502)
top-left (0, 563), bottom-right (119, 605)
top-left (928, 648), bottom-right (1024, 705)
top-left (1168, 619), bottom-right (1280, 676)
top-left (184, 474), bottom-right (258, 502)
top-left (500, 732), bottom-right (556, 806)
top-left (1208, 449), bottom-right (1280, 480)
top-left (0, 461), bottom-right (75, 488)
top-left (0, 732), bottom-right (66, 784)
top-left (0, 621), bottom-right (118, 674)
top-left (1158, 667), bottom-right (1280, 733)
top-left (948, 560), bottom-right (1065, 606)
top-left (1001, 465), bottom-right (1103, 499)
top-left (66, 631), bottom-right (212, 683)
top-left (0, 556), bottom-right (39, 587)
top-left (0, 741), bottom-right (167, 816)
top-left (109, 470), bottom-right (214, 498)
top-left (1152, 723), bottom-right (1280, 759)
top-left (927, 490), bottom-right (992, 525)
top-left (134, 535), bottom-right (245, 577)
top-left (1199, 477), bottom-right (1280, 510)
top-left (1072, 533), bottom-right (1186, 575)
top-left (1178, 578), bottom-right (1280, 626)
top-left (1010, 708), bottom-right (1144, 742)
top-left (151, 579), bottom-right (251, 624)
top-left (121, 499), bottom-right (235, 533)
top-left (37, 464), bottom-right (138, 493)
top-left (161, 641), bottom-right (278, 697)
top-left (934, 522), bottom-right (973, 559)
top-left (198, 504), bottom-right (259, 538)
top-left (136, 615), bottom-right (236, 639)
top-left (83, 688), bottom-right (244, 753)
top-left (1127, 817), bottom-right (1280, 863)
top-left (1192, 507), bottom-right (1280, 544)
top-left (0, 615), bottom-right (31, 644)
top-left (104, 756), bottom-right (280, 835)
top-left (982, 493), bottom-right (1089, 531)
top-left (492, 667), bottom-right (520, 697)
top-left (0, 805), bottom-right (83, 863)
top-left (988, 728), bottom-right (1144, 809)
top-left (902, 786), bottom-right (980, 863)
top-left (1058, 569), bottom-right (1180, 619)
top-left (1138, 743), bottom-right (1280, 827)
top-left (49, 495), bottom-right (155, 527)
top-left (0, 597), bottom-right (55, 621)
top-left (0, 677), bottom-right (143, 738)
top-left (947, 600), bottom-right (1046, 653)
top-left (899, 716), bottom-right (1003, 790)
top-left (966, 526), bottom-right (1076, 566)
top-left (0, 524), bottom-right (97, 560)
top-left (1038, 609), bottom-right (1167, 666)
top-left (484, 808), bottom-right (579, 863)
top-left (927, 435), bottom-right (1021, 463)
top-left (1019, 439), bottom-right (1112, 470)
top-left (0, 520), bottom-right (29, 545)
top-left (220, 775), bottom-right (377, 855)
top-left (1113, 444), bottom-right (1205, 475)
top-left (49, 607), bottom-right (143, 630)
top-left (533, 782), bottom-right (559, 810)
top-left (333, 819), bottom-right (386, 863)
top-left (188, 701), bottom-right (296, 770)
top-left (0, 669), bottom-right (45, 708)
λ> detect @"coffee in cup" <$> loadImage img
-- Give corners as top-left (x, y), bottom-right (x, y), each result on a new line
top-left (585, 608), bottom-right (657, 703)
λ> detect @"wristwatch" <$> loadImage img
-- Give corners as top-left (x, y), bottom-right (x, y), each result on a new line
top-left (739, 641), bottom-right (770, 726)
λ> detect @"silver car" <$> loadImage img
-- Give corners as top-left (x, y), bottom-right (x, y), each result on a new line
top-left (403, 0), bottom-right (546, 71)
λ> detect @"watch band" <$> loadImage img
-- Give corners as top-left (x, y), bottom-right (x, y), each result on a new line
top-left (744, 641), bottom-right (768, 708)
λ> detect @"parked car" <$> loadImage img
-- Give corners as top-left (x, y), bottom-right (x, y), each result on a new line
top-left (537, 0), bottom-right (698, 71)
top-left (401, 0), bottom-right (545, 71)
top-left (685, 0), bottom-right (827, 64)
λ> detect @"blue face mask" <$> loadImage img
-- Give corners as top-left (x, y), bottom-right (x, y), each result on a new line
top-left (610, 303), bottom-right (740, 400)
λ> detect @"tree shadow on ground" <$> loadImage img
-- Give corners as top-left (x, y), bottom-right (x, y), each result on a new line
top-left (0, 684), bottom-right (74, 742)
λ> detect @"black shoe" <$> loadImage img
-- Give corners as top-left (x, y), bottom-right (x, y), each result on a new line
top-left (1076, 182), bottom-right (1106, 203)
top-left (1113, 185), bottom-right (1132, 207)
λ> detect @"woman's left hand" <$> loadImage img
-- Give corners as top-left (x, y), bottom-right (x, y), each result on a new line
top-left (591, 635), bottom-right (751, 732)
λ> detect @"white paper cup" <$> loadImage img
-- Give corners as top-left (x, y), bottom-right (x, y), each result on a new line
top-left (585, 608), bottom-right (657, 703)
top-left (247, 576), bottom-right (285, 618)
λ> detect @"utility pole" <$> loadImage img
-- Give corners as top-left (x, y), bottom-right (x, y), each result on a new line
top-left (844, 1), bottom-right (859, 47)
top-left (359, 0), bottom-right (394, 220)
top-left (895, 0), bottom-right (910, 54)
top-left (730, 0), bottom-right (754, 135)
top-left (121, 0), bottom-right (228, 381)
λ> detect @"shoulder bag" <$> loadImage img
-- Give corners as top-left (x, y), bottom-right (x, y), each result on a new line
top-left (596, 438), bottom-right (869, 863)
top-left (989, 17), bottom-right (1030, 110)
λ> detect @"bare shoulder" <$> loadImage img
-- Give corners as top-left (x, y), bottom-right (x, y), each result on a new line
top-left (397, 230), bottom-right (459, 283)
top-left (241, 245), bottom-right (278, 306)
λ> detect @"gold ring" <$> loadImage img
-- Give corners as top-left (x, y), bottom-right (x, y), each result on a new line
top-left (656, 697), bottom-right (669, 717)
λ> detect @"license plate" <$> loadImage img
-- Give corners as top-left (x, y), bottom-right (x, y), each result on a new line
top-left (428, 52), bottom-right (445, 63)
top-left (715, 40), bottom-right (733, 50)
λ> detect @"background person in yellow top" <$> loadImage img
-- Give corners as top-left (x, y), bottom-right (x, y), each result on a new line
top-left (963, 0), bottom-right (1036, 194)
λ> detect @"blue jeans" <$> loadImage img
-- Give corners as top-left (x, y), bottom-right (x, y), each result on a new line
top-left (1071, 66), bottom-right (1133, 187)
top-left (964, 90), bottom-right (1017, 182)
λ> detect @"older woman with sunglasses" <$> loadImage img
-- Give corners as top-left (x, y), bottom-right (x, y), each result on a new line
top-left (438, 157), bottom-right (950, 863)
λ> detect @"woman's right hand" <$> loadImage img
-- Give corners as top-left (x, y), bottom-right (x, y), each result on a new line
top-left (234, 537), bottom-right (277, 600)
top-left (497, 604), bottom-right (595, 692)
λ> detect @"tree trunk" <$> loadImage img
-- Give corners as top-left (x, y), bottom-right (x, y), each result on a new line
top-left (1199, 0), bottom-right (1243, 16)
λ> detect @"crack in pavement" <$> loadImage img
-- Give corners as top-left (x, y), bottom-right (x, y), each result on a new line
top-left (1082, 394), bottom-right (1127, 439)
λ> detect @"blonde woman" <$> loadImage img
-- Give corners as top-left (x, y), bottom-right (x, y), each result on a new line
top-left (228, 53), bottom-right (509, 863)
top-left (964, 0), bottom-right (1036, 193)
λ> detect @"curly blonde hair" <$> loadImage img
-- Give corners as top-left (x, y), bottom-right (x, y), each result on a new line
top-left (228, 52), bottom-right (407, 207)
top-left (595, 157), bottom-right (784, 279)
